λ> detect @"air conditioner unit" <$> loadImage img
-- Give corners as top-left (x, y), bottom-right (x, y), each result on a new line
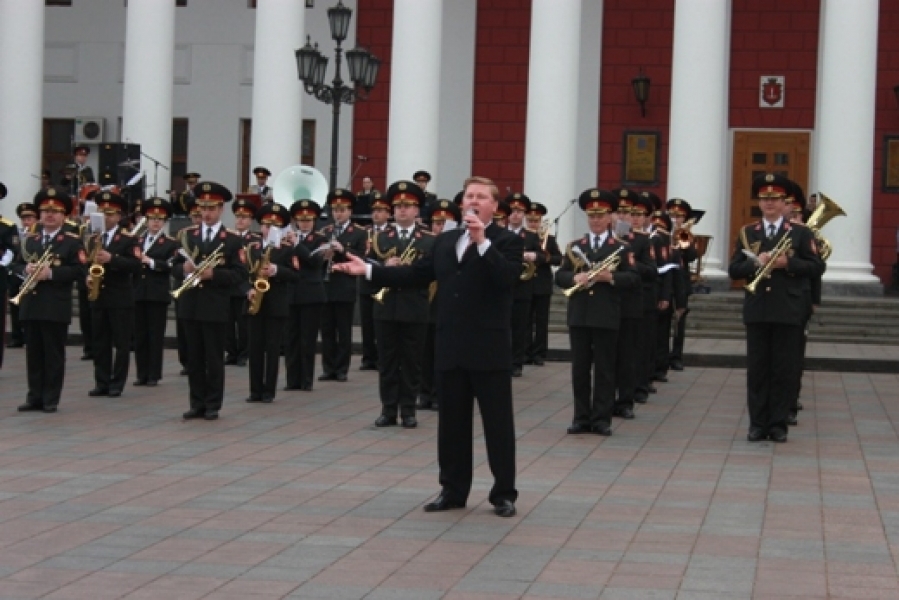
top-left (74, 117), bottom-right (105, 144)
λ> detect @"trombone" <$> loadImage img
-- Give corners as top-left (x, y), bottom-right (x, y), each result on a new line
top-left (172, 243), bottom-right (224, 299)
top-left (10, 248), bottom-right (54, 305)
top-left (372, 238), bottom-right (418, 303)
top-left (562, 246), bottom-right (624, 297)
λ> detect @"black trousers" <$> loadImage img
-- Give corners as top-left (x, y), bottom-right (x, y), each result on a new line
top-left (526, 293), bottom-right (551, 362)
top-left (24, 321), bottom-right (68, 408)
top-left (77, 280), bottom-right (93, 355)
top-left (285, 303), bottom-right (322, 388)
top-left (8, 294), bottom-right (25, 346)
top-left (745, 322), bottom-right (803, 433)
top-left (670, 309), bottom-right (688, 362)
top-left (183, 320), bottom-right (226, 413)
top-left (134, 301), bottom-right (168, 382)
top-left (175, 301), bottom-right (188, 369)
top-left (92, 306), bottom-right (133, 392)
top-left (436, 367), bottom-right (517, 506)
top-left (374, 319), bottom-right (426, 417)
top-left (0, 285), bottom-right (6, 368)
top-left (419, 322), bottom-right (437, 404)
top-left (614, 317), bottom-right (640, 410)
top-left (793, 312), bottom-right (812, 411)
top-left (225, 296), bottom-right (248, 361)
top-left (569, 326), bottom-right (618, 428)
top-left (248, 314), bottom-right (285, 400)
top-left (321, 300), bottom-right (354, 377)
top-left (654, 306), bottom-right (673, 377)
top-left (510, 297), bottom-right (532, 368)
top-left (635, 310), bottom-right (657, 398)
top-left (358, 293), bottom-right (378, 367)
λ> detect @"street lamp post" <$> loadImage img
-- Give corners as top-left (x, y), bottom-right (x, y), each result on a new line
top-left (295, 0), bottom-right (381, 191)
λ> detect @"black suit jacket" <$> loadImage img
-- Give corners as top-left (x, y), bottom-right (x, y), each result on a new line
top-left (88, 228), bottom-right (141, 309)
top-left (12, 231), bottom-right (86, 323)
top-left (320, 221), bottom-right (367, 303)
top-left (247, 241), bottom-right (299, 318)
top-left (134, 233), bottom-right (179, 303)
top-left (511, 228), bottom-right (541, 300)
top-left (371, 223), bottom-right (523, 371)
top-left (290, 230), bottom-right (328, 305)
top-left (532, 234), bottom-right (563, 296)
top-left (617, 232), bottom-right (657, 317)
top-left (372, 224), bottom-right (436, 324)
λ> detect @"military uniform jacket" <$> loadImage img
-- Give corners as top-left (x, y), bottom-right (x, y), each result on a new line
top-left (511, 228), bottom-right (541, 300)
top-left (247, 241), bottom-right (299, 318)
top-left (134, 233), bottom-right (179, 304)
top-left (671, 240), bottom-right (698, 308)
top-left (231, 231), bottom-right (262, 297)
top-left (11, 231), bottom-right (86, 323)
top-left (290, 230), bottom-right (328, 305)
top-left (173, 225), bottom-right (250, 322)
top-left (617, 232), bottom-right (657, 318)
top-left (87, 229), bottom-right (141, 308)
top-left (532, 234), bottom-right (563, 296)
top-left (0, 216), bottom-right (16, 293)
top-left (419, 192), bottom-right (439, 225)
top-left (319, 221), bottom-right (367, 303)
top-left (555, 234), bottom-right (640, 330)
top-left (360, 224), bottom-right (393, 295)
top-left (728, 221), bottom-right (824, 325)
top-left (651, 229), bottom-right (676, 303)
top-left (371, 225), bottom-right (436, 324)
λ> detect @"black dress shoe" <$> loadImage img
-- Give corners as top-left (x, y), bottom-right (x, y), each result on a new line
top-left (283, 385), bottom-right (301, 391)
top-left (179, 368), bottom-right (189, 376)
top-left (423, 494), bottom-right (466, 512)
top-left (746, 428), bottom-right (766, 442)
top-left (300, 384), bottom-right (313, 391)
top-left (17, 403), bottom-right (43, 412)
top-left (203, 411), bottom-right (219, 421)
top-left (318, 374), bottom-right (335, 381)
top-left (88, 388), bottom-right (109, 397)
top-left (42, 406), bottom-right (58, 413)
top-left (146, 380), bottom-right (158, 387)
top-left (592, 424), bottom-right (612, 436)
top-left (108, 390), bottom-right (122, 398)
top-left (334, 374), bottom-right (348, 382)
top-left (769, 428), bottom-right (788, 443)
top-left (375, 415), bottom-right (397, 427)
top-left (401, 416), bottom-right (417, 429)
top-left (614, 407), bottom-right (635, 420)
top-left (670, 360), bottom-right (684, 371)
top-left (796, 401), bottom-right (804, 411)
top-left (493, 500), bottom-right (516, 518)
top-left (261, 396), bottom-right (274, 404)
top-left (567, 423), bottom-right (591, 434)
top-left (359, 363), bottom-right (378, 371)
top-left (133, 380), bottom-right (147, 387)
top-left (224, 357), bottom-right (238, 366)
top-left (183, 409), bottom-right (205, 419)
top-left (634, 393), bottom-right (648, 404)
top-left (511, 366), bottom-right (523, 378)
top-left (533, 358), bottom-right (545, 366)
top-left (648, 385), bottom-right (658, 394)
top-left (651, 374), bottom-right (668, 383)
top-left (246, 396), bottom-right (263, 403)
top-left (81, 353), bottom-right (94, 361)
top-left (786, 412), bottom-right (798, 426)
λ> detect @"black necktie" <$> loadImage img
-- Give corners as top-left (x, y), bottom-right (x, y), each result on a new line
top-left (205, 227), bottom-right (213, 243)
top-left (43, 234), bottom-right (51, 249)
top-left (593, 235), bottom-right (601, 250)
top-left (767, 224), bottom-right (776, 239)
top-left (104, 232), bottom-right (112, 248)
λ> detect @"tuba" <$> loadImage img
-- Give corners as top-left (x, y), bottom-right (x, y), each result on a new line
top-left (272, 164), bottom-right (329, 208)
top-left (805, 193), bottom-right (846, 261)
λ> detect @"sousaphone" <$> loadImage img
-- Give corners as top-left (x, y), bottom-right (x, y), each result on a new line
top-left (272, 164), bottom-right (329, 207)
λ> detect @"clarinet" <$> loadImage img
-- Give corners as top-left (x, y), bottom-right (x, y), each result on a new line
top-left (323, 227), bottom-right (337, 282)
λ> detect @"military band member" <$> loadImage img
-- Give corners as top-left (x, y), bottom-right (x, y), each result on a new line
top-left (506, 193), bottom-right (541, 378)
top-left (86, 191), bottom-right (141, 397)
top-left (728, 173), bottom-right (824, 443)
top-left (133, 198), bottom-right (179, 387)
top-left (493, 200), bottom-right (510, 229)
top-left (171, 171), bottom-right (201, 216)
top-left (634, 192), bottom-right (663, 403)
top-left (413, 170), bottom-right (438, 227)
top-left (666, 198), bottom-right (698, 372)
top-left (0, 182), bottom-right (14, 368)
top-left (7, 202), bottom-right (38, 349)
top-left (370, 181), bottom-right (436, 428)
top-left (524, 201), bottom-right (562, 367)
top-left (174, 199), bottom-right (204, 375)
top-left (359, 192), bottom-right (392, 371)
top-left (353, 175), bottom-right (380, 227)
top-left (283, 199), bottom-right (328, 391)
top-left (650, 209), bottom-right (677, 383)
top-left (12, 187), bottom-right (87, 412)
top-left (225, 198), bottom-right (261, 366)
top-left (173, 182), bottom-right (250, 421)
top-left (61, 145), bottom-right (95, 197)
top-left (318, 189), bottom-right (367, 382)
top-left (418, 199), bottom-right (461, 411)
top-left (245, 203), bottom-right (299, 403)
top-left (249, 166), bottom-right (273, 200)
top-left (555, 189), bottom-right (640, 436)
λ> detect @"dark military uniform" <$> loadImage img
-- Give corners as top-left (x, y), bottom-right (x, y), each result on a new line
top-left (87, 192), bottom-right (141, 396)
top-left (226, 199), bottom-right (261, 366)
top-left (6, 202), bottom-right (36, 349)
top-left (555, 190), bottom-right (640, 435)
top-left (11, 188), bottom-right (87, 412)
top-left (133, 199), bottom-right (179, 386)
top-left (728, 174), bottom-right (824, 442)
top-left (358, 192), bottom-right (392, 370)
top-left (505, 193), bottom-right (541, 377)
top-left (633, 192), bottom-right (663, 403)
top-left (524, 202), bottom-right (563, 366)
top-left (0, 182), bottom-right (15, 367)
top-left (319, 189), bottom-right (367, 381)
top-left (651, 211), bottom-right (677, 382)
top-left (666, 198), bottom-right (698, 372)
top-left (173, 182), bottom-right (250, 420)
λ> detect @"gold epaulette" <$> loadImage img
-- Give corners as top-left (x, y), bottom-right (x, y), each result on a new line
top-left (0, 216), bottom-right (13, 226)
top-left (65, 231), bottom-right (81, 239)
top-left (119, 229), bottom-right (135, 237)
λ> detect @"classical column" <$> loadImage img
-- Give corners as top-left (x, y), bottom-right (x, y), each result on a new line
top-left (0, 0), bottom-right (44, 214)
top-left (813, 0), bottom-right (880, 290)
top-left (122, 0), bottom-right (176, 199)
top-left (251, 0), bottom-right (304, 184)
top-left (667, 0), bottom-right (731, 281)
top-left (386, 0), bottom-right (443, 187)
top-left (522, 0), bottom-right (583, 246)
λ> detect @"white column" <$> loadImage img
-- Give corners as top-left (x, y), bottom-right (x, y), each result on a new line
top-left (386, 0), bottom-right (443, 187)
top-left (522, 0), bottom-right (583, 246)
top-left (0, 0), bottom-right (44, 214)
top-left (251, 0), bottom-right (304, 187)
top-left (813, 0), bottom-right (880, 286)
top-left (122, 0), bottom-right (175, 199)
top-left (667, 0), bottom-right (731, 281)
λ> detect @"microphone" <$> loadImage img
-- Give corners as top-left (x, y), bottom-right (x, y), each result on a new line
top-left (459, 209), bottom-right (477, 231)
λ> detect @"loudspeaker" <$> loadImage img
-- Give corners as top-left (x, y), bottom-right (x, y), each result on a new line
top-left (98, 142), bottom-right (141, 187)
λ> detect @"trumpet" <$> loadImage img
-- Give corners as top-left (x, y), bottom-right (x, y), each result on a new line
top-left (672, 218), bottom-right (695, 249)
top-left (247, 246), bottom-right (272, 316)
top-left (86, 234), bottom-right (104, 302)
top-left (9, 248), bottom-right (54, 306)
top-left (172, 243), bottom-right (224, 299)
top-left (563, 246), bottom-right (624, 297)
top-left (745, 234), bottom-right (792, 294)
top-left (372, 238), bottom-right (418, 304)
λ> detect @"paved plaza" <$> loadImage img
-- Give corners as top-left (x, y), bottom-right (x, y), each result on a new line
top-left (0, 345), bottom-right (898, 599)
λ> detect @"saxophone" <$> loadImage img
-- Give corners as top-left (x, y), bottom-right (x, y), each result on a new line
top-left (87, 233), bottom-right (104, 301)
top-left (247, 246), bottom-right (272, 315)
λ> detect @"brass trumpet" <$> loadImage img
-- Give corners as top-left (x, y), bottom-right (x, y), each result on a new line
top-left (373, 238), bottom-right (418, 304)
top-left (247, 246), bottom-right (272, 315)
top-left (9, 248), bottom-right (54, 306)
top-left (172, 243), bottom-right (224, 299)
top-left (563, 246), bottom-right (624, 297)
top-left (672, 218), bottom-right (695, 250)
top-left (745, 234), bottom-right (792, 294)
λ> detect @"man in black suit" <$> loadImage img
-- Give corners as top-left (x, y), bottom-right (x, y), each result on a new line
top-left (173, 182), bottom-right (250, 421)
top-left (6, 202), bottom-right (39, 349)
top-left (133, 198), bottom-right (179, 387)
top-left (728, 173), bottom-right (824, 443)
top-left (11, 187), bottom-right (86, 412)
top-left (335, 176), bottom-right (523, 518)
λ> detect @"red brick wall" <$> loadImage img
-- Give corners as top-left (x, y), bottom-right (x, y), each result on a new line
top-left (351, 0), bottom-right (394, 192)
top-left (469, 0), bottom-right (531, 191)
top-left (873, 5), bottom-right (899, 285)
top-left (729, 0), bottom-right (819, 129)
top-left (598, 0), bottom-right (675, 196)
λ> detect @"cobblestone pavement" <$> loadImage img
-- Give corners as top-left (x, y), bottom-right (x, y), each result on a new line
top-left (0, 347), bottom-right (897, 599)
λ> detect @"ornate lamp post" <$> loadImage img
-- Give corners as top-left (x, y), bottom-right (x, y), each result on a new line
top-left (295, 0), bottom-right (381, 190)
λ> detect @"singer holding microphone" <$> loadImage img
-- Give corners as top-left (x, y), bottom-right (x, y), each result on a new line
top-left (334, 176), bottom-right (523, 518)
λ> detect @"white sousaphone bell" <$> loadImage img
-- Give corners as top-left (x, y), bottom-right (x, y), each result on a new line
top-left (272, 164), bottom-right (329, 208)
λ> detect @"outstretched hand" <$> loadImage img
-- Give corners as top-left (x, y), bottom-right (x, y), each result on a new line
top-left (331, 252), bottom-right (367, 276)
